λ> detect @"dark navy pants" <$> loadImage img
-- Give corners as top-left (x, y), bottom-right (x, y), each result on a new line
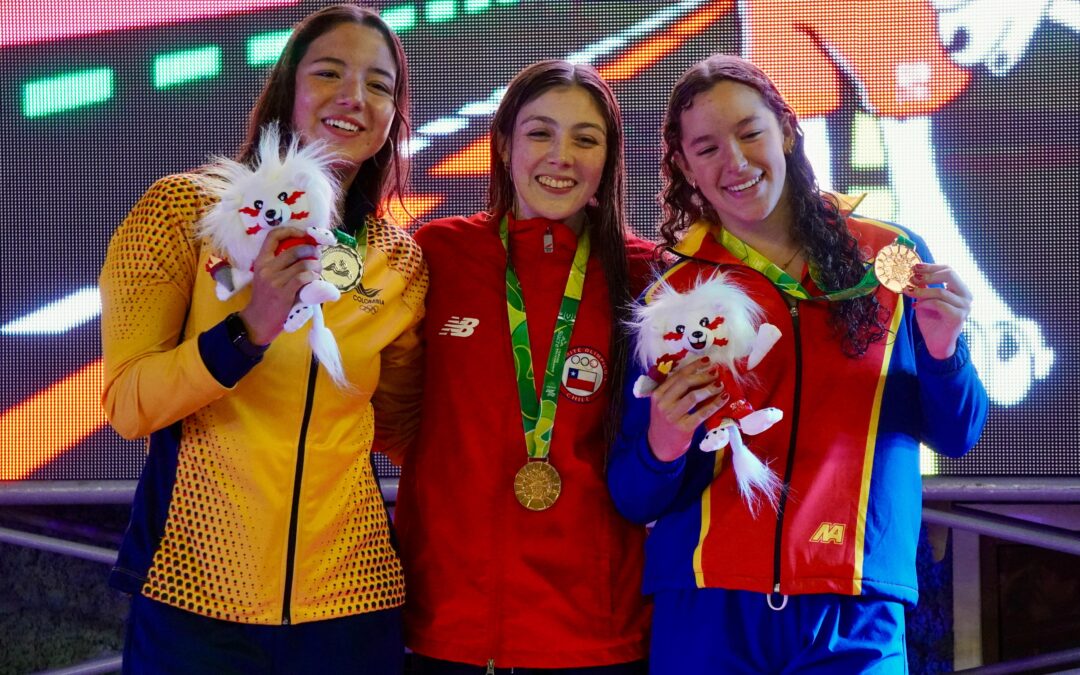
top-left (650, 588), bottom-right (907, 674)
top-left (123, 593), bottom-right (404, 674)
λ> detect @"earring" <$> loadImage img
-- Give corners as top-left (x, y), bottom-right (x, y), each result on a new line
top-left (784, 137), bottom-right (795, 155)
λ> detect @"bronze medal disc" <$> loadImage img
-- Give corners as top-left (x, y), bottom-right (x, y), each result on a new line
top-left (320, 244), bottom-right (364, 292)
top-left (514, 461), bottom-right (562, 511)
top-left (873, 243), bottom-right (922, 293)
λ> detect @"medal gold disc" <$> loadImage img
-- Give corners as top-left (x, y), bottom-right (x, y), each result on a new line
top-left (873, 243), bottom-right (922, 293)
top-left (514, 461), bottom-right (562, 511)
top-left (320, 244), bottom-right (364, 292)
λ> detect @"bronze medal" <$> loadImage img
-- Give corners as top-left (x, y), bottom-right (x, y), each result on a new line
top-left (873, 243), bottom-right (922, 293)
top-left (514, 461), bottom-right (562, 511)
top-left (321, 244), bottom-right (363, 292)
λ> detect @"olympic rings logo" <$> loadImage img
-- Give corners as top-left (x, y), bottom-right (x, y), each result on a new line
top-left (569, 353), bottom-right (600, 369)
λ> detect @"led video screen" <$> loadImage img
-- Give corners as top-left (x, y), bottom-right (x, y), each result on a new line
top-left (1, 0), bottom-right (1077, 479)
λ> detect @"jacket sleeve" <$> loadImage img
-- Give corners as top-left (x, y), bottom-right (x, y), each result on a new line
top-left (607, 326), bottom-right (697, 524)
top-left (371, 248), bottom-right (429, 466)
top-left (914, 329), bottom-right (988, 457)
top-left (99, 175), bottom-right (232, 440)
top-left (908, 232), bottom-right (990, 457)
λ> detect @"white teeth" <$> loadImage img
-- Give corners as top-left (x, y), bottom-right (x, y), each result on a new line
top-left (325, 118), bottom-right (359, 132)
top-left (538, 175), bottom-right (575, 189)
top-left (728, 174), bottom-right (762, 192)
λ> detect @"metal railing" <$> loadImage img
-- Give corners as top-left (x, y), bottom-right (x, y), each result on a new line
top-left (2, 477), bottom-right (1078, 674)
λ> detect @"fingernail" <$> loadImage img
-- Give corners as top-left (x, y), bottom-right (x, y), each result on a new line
top-left (904, 285), bottom-right (916, 294)
top-left (699, 357), bottom-right (710, 364)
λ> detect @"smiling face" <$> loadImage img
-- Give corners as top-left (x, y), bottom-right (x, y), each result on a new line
top-left (676, 80), bottom-right (794, 240)
top-left (500, 85), bottom-right (608, 231)
top-left (291, 22), bottom-right (397, 189)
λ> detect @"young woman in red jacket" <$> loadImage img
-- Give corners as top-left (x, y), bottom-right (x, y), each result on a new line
top-left (396, 60), bottom-right (655, 674)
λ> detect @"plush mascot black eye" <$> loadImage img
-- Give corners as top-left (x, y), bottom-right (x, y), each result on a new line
top-left (278, 191), bottom-right (289, 202)
top-left (699, 317), bottom-right (710, 328)
top-left (674, 325), bottom-right (685, 335)
top-left (253, 199), bottom-right (263, 210)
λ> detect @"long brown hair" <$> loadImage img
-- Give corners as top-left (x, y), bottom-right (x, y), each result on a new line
top-left (659, 54), bottom-right (887, 356)
top-left (489, 60), bottom-right (633, 443)
top-left (237, 5), bottom-right (411, 227)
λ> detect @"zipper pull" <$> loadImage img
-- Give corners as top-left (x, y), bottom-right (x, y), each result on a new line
top-left (486, 658), bottom-right (496, 675)
top-left (789, 304), bottom-right (799, 318)
top-left (543, 225), bottom-right (554, 253)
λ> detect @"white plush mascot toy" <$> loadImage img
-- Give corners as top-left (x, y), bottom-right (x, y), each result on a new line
top-left (631, 273), bottom-right (784, 515)
top-left (196, 122), bottom-right (349, 388)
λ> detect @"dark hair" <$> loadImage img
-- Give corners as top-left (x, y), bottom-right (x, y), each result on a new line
top-left (238, 4), bottom-right (411, 225)
top-left (659, 54), bottom-right (887, 356)
top-left (489, 60), bottom-right (632, 443)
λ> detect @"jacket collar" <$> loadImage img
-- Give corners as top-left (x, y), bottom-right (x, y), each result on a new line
top-left (670, 191), bottom-right (865, 265)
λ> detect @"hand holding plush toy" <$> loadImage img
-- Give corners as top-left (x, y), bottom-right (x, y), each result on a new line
top-left (631, 273), bottom-right (783, 515)
top-left (196, 123), bottom-right (350, 389)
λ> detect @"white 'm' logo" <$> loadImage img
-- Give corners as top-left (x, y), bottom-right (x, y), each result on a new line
top-left (439, 316), bottom-right (479, 337)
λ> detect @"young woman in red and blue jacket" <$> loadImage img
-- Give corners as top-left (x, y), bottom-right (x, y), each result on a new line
top-left (608, 54), bottom-right (989, 674)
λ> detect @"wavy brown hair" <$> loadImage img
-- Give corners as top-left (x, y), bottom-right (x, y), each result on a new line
top-left (488, 60), bottom-right (633, 443)
top-left (237, 5), bottom-right (411, 229)
top-left (659, 54), bottom-right (886, 356)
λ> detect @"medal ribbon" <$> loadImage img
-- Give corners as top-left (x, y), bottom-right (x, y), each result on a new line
top-left (501, 215), bottom-right (590, 460)
top-left (718, 229), bottom-right (913, 301)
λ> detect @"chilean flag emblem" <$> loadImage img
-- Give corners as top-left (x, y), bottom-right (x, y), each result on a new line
top-left (561, 346), bottom-right (607, 403)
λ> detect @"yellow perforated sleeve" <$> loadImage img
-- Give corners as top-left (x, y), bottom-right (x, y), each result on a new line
top-left (99, 175), bottom-right (227, 440)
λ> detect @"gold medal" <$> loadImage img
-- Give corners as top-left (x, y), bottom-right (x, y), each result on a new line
top-left (321, 244), bottom-right (363, 292)
top-left (514, 461), bottom-right (562, 511)
top-left (873, 243), bottom-right (922, 293)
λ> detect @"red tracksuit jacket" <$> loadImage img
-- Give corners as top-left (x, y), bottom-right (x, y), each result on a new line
top-left (396, 211), bottom-right (655, 668)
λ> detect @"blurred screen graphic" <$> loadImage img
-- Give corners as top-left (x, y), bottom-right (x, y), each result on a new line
top-left (1, 0), bottom-right (1077, 479)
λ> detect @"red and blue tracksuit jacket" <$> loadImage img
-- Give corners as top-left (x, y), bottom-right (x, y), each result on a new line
top-left (608, 215), bottom-right (988, 607)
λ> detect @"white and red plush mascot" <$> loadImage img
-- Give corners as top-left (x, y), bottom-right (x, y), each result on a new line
top-left (196, 122), bottom-right (349, 389)
top-left (631, 273), bottom-right (784, 515)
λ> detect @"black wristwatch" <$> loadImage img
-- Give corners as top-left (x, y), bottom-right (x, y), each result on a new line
top-left (224, 312), bottom-right (269, 360)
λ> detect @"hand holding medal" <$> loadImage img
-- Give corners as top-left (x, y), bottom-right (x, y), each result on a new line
top-left (902, 263), bottom-right (973, 360)
top-left (874, 238), bottom-right (972, 359)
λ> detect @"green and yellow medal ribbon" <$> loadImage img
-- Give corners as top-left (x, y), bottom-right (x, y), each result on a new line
top-left (718, 228), bottom-right (914, 301)
top-left (501, 215), bottom-right (589, 460)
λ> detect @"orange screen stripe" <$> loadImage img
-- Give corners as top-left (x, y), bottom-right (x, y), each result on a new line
top-left (598, 1), bottom-right (734, 82)
top-left (0, 359), bottom-right (108, 480)
top-left (380, 193), bottom-right (446, 226)
top-left (429, 135), bottom-right (492, 178)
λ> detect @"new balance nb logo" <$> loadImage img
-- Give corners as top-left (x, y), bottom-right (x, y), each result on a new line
top-left (439, 316), bottom-right (479, 337)
top-left (809, 522), bottom-right (846, 545)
